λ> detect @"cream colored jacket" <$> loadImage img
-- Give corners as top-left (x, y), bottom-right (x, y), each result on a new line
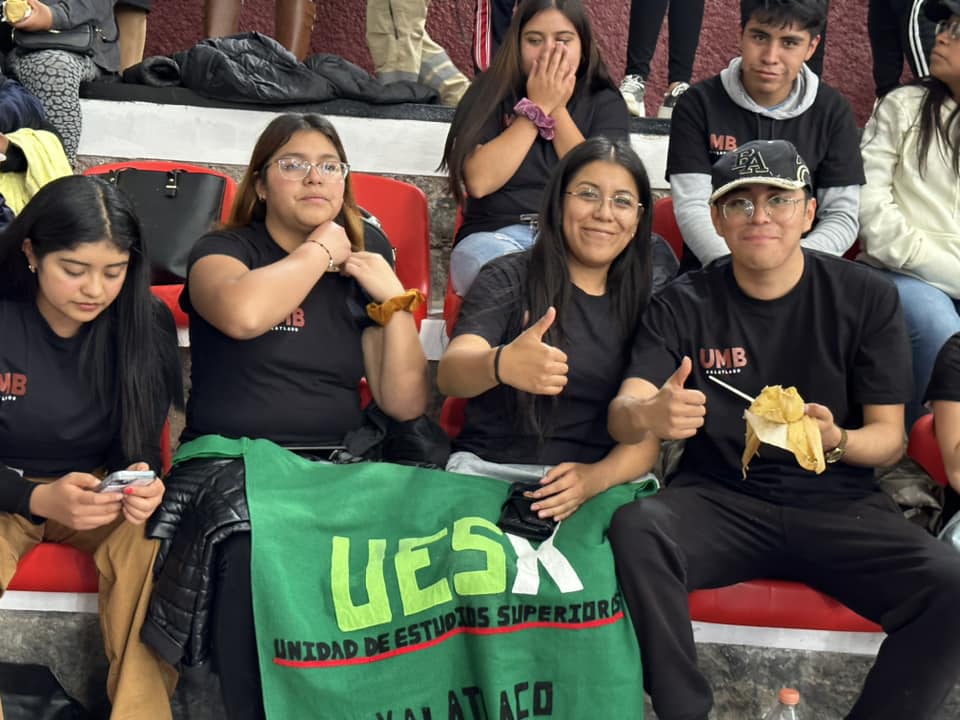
top-left (860, 85), bottom-right (960, 297)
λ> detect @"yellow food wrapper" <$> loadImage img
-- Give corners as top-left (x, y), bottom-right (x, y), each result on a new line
top-left (3, 0), bottom-right (31, 23)
top-left (741, 385), bottom-right (825, 477)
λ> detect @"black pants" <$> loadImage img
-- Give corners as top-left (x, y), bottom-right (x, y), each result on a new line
top-left (868, 0), bottom-right (937, 97)
top-left (609, 482), bottom-right (960, 720)
top-left (625, 0), bottom-right (704, 83)
top-left (212, 533), bottom-right (265, 720)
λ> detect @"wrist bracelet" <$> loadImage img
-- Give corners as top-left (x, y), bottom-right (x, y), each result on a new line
top-left (311, 240), bottom-right (339, 272)
top-left (513, 98), bottom-right (556, 141)
top-left (493, 345), bottom-right (505, 385)
top-left (366, 289), bottom-right (425, 326)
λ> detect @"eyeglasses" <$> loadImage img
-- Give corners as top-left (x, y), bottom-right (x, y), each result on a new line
top-left (719, 195), bottom-right (804, 222)
top-left (273, 157), bottom-right (349, 181)
top-left (565, 189), bottom-right (643, 216)
top-left (936, 18), bottom-right (960, 40)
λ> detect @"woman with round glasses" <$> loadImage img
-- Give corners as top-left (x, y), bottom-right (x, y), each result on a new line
top-left (144, 113), bottom-right (428, 719)
top-left (859, 0), bottom-right (960, 425)
top-left (438, 137), bottom-right (659, 522)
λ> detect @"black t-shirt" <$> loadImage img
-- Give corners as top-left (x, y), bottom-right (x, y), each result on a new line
top-left (457, 87), bottom-right (630, 242)
top-left (0, 298), bottom-right (121, 476)
top-left (181, 221), bottom-right (392, 447)
top-left (666, 75), bottom-right (865, 188)
top-left (452, 252), bottom-right (632, 465)
top-left (926, 333), bottom-right (960, 403)
top-left (626, 251), bottom-right (911, 504)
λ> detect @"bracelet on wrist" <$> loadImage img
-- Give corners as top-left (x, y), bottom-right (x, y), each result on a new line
top-left (493, 345), bottom-right (505, 385)
top-left (310, 239), bottom-right (339, 272)
top-left (513, 97), bottom-right (556, 141)
top-left (366, 289), bottom-right (425, 326)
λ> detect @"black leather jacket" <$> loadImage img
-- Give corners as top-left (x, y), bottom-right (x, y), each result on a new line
top-left (142, 457), bottom-right (249, 667)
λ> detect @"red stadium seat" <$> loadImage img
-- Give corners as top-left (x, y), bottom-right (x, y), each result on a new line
top-left (652, 196), bottom-right (683, 262)
top-left (7, 543), bottom-right (98, 594)
top-left (908, 413), bottom-right (949, 488)
top-left (151, 283), bottom-right (189, 330)
top-left (351, 174), bottom-right (431, 328)
top-left (440, 397), bottom-right (467, 439)
top-left (689, 579), bottom-right (881, 632)
top-left (443, 207), bottom-right (465, 336)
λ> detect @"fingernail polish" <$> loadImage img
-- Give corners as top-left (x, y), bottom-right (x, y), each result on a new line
top-left (123, 487), bottom-right (134, 495)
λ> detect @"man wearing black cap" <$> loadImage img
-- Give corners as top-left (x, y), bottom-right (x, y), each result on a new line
top-left (607, 140), bottom-right (960, 720)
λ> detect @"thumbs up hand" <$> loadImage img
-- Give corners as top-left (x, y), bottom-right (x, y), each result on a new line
top-left (646, 356), bottom-right (707, 439)
top-left (498, 306), bottom-right (569, 395)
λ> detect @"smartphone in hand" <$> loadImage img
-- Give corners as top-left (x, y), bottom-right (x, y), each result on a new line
top-left (94, 470), bottom-right (156, 493)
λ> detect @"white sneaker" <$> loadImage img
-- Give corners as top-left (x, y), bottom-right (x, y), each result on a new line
top-left (657, 82), bottom-right (690, 119)
top-left (619, 74), bottom-right (646, 117)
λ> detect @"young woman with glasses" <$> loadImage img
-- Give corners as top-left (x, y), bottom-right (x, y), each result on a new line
top-left (438, 137), bottom-right (660, 521)
top-left (859, 0), bottom-right (960, 426)
top-left (143, 113), bottom-right (428, 719)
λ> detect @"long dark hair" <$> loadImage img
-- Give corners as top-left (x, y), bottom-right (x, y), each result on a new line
top-left (916, 75), bottom-right (960, 177)
top-left (520, 137), bottom-right (653, 438)
top-left (228, 113), bottom-right (365, 249)
top-left (0, 176), bottom-right (183, 467)
top-left (440, 0), bottom-right (617, 203)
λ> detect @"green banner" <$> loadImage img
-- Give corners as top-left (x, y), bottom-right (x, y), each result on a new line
top-left (188, 437), bottom-right (652, 719)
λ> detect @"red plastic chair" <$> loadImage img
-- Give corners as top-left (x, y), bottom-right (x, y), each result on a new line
top-left (351, 174), bottom-right (431, 327)
top-left (7, 543), bottom-right (98, 594)
top-left (151, 284), bottom-right (189, 329)
top-left (652, 196), bottom-right (683, 262)
top-left (908, 413), bottom-right (949, 489)
top-left (440, 396), bottom-right (467, 439)
top-left (443, 207), bottom-right (466, 337)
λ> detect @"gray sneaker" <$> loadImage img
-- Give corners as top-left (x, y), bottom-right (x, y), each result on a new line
top-left (619, 74), bottom-right (646, 117)
top-left (657, 82), bottom-right (690, 119)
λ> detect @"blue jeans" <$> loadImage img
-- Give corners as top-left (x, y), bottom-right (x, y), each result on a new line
top-left (449, 223), bottom-right (536, 296)
top-left (886, 271), bottom-right (960, 426)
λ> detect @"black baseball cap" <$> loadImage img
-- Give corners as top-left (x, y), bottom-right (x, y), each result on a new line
top-left (710, 139), bottom-right (813, 203)
top-left (925, 0), bottom-right (960, 22)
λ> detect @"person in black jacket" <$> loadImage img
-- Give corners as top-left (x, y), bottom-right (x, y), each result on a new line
top-left (0, 175), bottom-right (183, 719)
top-left (144, 113), bottom-right (429, 720)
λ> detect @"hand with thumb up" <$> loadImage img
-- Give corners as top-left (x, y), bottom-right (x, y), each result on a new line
top-left (498, 306), bottom-right (569, 395)
top-left (645, 356), bottom-right (707, 439)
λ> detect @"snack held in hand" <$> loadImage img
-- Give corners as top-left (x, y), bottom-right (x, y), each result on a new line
top-left (3, 0), bottom-right (31, 22)
top-left (741, 385), bottom-right (825, 477)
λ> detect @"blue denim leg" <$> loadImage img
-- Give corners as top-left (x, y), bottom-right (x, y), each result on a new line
top-left (886, 271), bottom-right (960, 426)
top-left (449, 224), bottom-right (537, 295)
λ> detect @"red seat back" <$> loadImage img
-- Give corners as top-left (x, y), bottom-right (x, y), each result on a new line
top-left (443, 207), bottom-right (465, 337)
top-left (652, 196), bottom-right (683, 261)
top-left (351, 174), bottom-right (431, 327)
top-left (440, 397), bottom-right (467, 439)
top-left (151, 283), bottom-right (189, 329)
top-left (908, 414), bottom-right (949, 488)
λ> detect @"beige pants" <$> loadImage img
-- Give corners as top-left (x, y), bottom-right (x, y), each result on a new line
top-left (366, 0), bottom-right (470, 105)
top-left (0, 512), bottom-right (178, 720)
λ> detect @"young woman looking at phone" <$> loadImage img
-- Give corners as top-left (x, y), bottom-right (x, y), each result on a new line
top-left (0, 175), bottom-right (183, 718)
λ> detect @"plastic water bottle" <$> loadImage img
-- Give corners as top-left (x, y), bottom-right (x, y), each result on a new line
top-left (762, 688), bottom-right (800, 719)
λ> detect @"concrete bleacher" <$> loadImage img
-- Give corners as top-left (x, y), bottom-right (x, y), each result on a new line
top-left (3, 92), bottom-right (960, 719)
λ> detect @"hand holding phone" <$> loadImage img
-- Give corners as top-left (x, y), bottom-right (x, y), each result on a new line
top-left (94, 469), bottom-right (156, 493)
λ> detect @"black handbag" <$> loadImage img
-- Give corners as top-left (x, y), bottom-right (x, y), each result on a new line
top-left (498, 482), bottom-right (557, 541)
top-left (102, 167), bottom-right (229, 284)
top-left (0, 662), bottom-right (93, 720)
top-left (11, 24), bottom-right (97, 55)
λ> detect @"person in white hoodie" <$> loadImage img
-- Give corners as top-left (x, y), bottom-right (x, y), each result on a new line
top-left (860, 0), bottom-right (960, 425)
top-left (666, 0), bottom-right (863, 270)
